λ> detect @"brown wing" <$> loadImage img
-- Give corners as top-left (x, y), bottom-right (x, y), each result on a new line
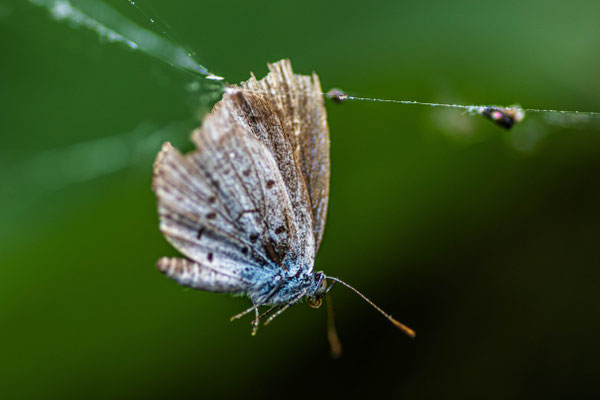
top-left (202, 86), bottom-right (315, 268)
top-left (235, 59), bottom-right (331, 252)
top-left (153, 97), bottom-right (311, 282)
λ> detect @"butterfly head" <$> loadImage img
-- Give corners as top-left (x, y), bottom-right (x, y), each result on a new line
top-left (307, 271), bottom-right (335, 309)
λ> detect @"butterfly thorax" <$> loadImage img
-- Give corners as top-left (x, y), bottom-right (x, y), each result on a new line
top-left (243, 266), bottom-right (319, 306)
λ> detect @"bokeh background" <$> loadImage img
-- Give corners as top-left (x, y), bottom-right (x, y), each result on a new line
top-left (2, 0), bottom-right (600, 399)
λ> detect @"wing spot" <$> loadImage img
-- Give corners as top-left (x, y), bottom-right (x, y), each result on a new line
top-left (266, 180), bottom-right (275, 189)
top-left (243, 169), bottom-right (251, 177)
top-left (208, 195), bottom-right (217, 204)
top-left (197, 227), bottom-right (206, 240)
top-left (241, 247), bottom-right (248, 255)
top-left (249, 233), bottom-right (259, 242)
top-left (275, 226), bottom-right (286, 235)
top-left (265, 240), bottom-right (285, 268)
top-left (206, 212), bottom-right (217, 220)
top-left (207, 252), bottom-right (214, 262)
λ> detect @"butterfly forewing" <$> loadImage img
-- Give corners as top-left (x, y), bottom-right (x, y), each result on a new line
top-left (192, 98), bottom-right (303, 267)
top-left (240, 60), bottom-right (330, 252)
top-left (214, 90), bottom-right (315, 267)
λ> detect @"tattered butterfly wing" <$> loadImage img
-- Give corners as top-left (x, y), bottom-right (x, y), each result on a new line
top-left (152, 96), bottom-right (306, 289)
top-left (239, 59), bottom-right (331, 252)
top-left (208, 88), bottom-right (316, 268)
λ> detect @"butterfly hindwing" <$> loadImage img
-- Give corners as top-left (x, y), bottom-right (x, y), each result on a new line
top-left (157, 257), bottom-right (249, 293)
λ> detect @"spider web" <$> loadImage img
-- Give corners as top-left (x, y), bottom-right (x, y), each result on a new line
top-left (12, 0), bottom-right (600, 213)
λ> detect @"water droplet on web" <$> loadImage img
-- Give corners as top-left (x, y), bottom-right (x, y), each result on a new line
top-left (107, 31), bottom-right (119, 42)
top-left (206, 74), bottom-right (225, 81)
top-left (51, 0), bottom-right (73, 20)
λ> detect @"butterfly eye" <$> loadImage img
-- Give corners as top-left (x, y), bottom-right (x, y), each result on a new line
top-left (315, 276), bottom-right (328, 297)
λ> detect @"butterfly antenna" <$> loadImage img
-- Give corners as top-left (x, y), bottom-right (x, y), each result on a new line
top-left (326, 293), bottom-right (343, 358)
top-left (327, 276), bottom-right (416, 338)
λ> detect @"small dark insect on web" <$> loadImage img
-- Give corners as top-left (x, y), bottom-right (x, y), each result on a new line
top-left (479, 105), bottom-right (525, 130)
top-left (326, 89), bottom-right (529, 130)
top-left (326, 88), bottom-right (349, 104)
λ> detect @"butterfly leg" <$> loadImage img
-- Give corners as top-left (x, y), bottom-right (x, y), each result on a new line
top-left (251, 306), bottom-right (261, 336)
top-left (230, 305), bottom-right (255, 321)
top-left (263, 288), bottom-right (309, 326)
top-left (257, 305), bottom-right (279, 320)
top-left (250, 304), bottom-right (285, 335)
top-left (230, 304), bottom-right (265, 336)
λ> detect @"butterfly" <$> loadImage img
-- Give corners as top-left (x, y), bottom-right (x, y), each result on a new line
top-left (152, 59), bottom-right (414, 347)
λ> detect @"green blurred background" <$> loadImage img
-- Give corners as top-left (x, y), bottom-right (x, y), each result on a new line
top-left (2, 0), bottom-right (600, 398)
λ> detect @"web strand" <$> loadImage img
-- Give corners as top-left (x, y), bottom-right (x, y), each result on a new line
top-left (231, 87), bottom-right (600, 119)
top-left (349, 96), bottom-right (600, 116)
top-left (31, 1), bottom-right (599, 121)
top-left (29, 0), bottom-right (224, 81)
top-left (126, 0), bottom-right (205, 75)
